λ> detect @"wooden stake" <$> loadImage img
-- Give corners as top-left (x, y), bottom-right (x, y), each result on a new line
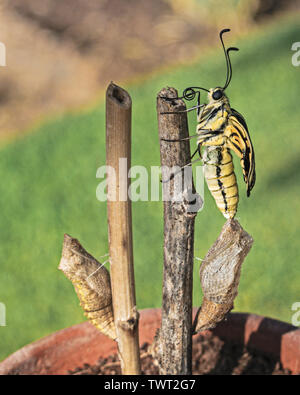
top-left (106, 82), bottom-right (141, 375)
top-left (156, 87), bottom-right (202, 374)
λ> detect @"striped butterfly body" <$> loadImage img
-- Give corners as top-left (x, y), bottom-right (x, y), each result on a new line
top-left (202, 146), bottom-right (238, 219)
top-left (197, 87), bottom-right (255, 218)
top-left (162, 29), bottom-right (256, 219)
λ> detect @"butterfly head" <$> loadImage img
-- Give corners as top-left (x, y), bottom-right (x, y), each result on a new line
top-left (208, 87), bottom-right (229, 106)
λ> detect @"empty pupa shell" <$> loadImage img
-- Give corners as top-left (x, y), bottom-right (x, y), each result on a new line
top-left (195, 219), bottom-right (253, 333)
top-left (194, 298), bottom-right (233, 332)
top-left (59, 234), bottom-right (116, 340)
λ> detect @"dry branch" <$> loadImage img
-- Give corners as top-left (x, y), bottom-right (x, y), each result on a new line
top-left (106, 82), bottom-right (141, 375)
top-left (156, 87), bottom-right (202, 375)
top-left (193, 219), bottom-right (253, 333)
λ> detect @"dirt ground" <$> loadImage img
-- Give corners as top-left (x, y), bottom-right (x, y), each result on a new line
top-left (69, 337), bottom-right (292, 375)
top-left (0, 0), bottom-right (297, 141)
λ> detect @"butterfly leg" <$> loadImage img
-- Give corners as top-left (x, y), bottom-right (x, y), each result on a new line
top-left (160, 104), bottom-right (205, 115)
top-left (197, 129), bottom-right (226, 147)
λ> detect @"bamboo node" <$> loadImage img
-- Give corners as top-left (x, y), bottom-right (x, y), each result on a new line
top-left (118, 307), bottom-right (139, 331)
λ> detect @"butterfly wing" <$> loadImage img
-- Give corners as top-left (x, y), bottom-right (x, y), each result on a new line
top-left (226, 108), bottom-right (256, 197)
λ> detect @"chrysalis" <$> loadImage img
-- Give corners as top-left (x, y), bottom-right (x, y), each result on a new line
top-left (194, 219), bottom-right (253, 332)
top-left (59, 234), bottom-right (116, 340)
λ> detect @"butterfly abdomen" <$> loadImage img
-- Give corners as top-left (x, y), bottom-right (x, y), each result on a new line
top-left (203, 146), bottom-right (239, 219)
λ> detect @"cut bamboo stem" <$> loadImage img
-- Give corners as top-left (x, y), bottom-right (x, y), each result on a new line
top-left (106, 82), bottom-right (141, 375)
top-left (156, 87), bottom-right (201, 375)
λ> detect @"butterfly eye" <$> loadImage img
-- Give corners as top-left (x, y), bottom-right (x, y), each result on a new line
top-left (212, 89), bottom-right (223, 100)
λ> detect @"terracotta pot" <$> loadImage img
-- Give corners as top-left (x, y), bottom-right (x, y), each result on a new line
top-left (0, 308), bottom-right (299, 375)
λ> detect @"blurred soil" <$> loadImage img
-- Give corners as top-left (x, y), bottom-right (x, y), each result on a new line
top-left (0, 0), bottom-right (298, 140)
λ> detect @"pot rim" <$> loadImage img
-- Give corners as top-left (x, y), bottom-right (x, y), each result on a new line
top-left (0, 308), bottom-right (299, 375)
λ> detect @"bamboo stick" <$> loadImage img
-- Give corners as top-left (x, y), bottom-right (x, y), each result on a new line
top-left (106, 82), bottom-right (141, 375)
top-left (156, 87), bottom-right (201, 375)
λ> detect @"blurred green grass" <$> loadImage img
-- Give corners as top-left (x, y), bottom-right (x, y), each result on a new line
top-left (1, 18), bottom-right (300, 360)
